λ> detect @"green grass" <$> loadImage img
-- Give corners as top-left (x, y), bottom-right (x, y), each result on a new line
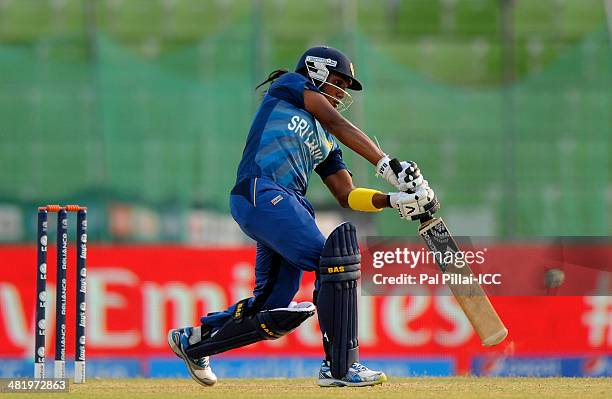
top-left (3, 377), bottom-right (611, 399)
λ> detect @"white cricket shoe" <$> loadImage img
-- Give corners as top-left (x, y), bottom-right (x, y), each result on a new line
top-left (167, 327), bottom-right (217, 386)
top-left (317, 360), bottom-right (387, 387)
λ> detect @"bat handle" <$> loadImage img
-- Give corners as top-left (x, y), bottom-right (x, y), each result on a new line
top-left (419, 214), bottom-right (433, 224)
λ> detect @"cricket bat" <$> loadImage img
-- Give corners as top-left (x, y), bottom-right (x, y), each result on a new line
top-left (390, 159), bottom-right (508, 346)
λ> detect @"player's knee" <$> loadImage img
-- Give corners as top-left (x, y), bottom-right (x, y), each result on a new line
top-left (281, 232), bottom-right (326, 273)
top-left (319, 222), bottom-right (361, 283)
top-left (259, 276), bottom-right (301, 311)
top-left (259, 281), bottom-right (301, 311)
top-left (261, 295), bottom-right (295, 310)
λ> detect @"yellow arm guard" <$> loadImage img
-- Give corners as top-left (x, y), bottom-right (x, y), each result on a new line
top-left (348, 188), bottom-right (384, 212)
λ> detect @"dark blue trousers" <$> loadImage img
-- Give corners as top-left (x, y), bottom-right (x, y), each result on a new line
top-left (201, 177), bottom-right (325, 329)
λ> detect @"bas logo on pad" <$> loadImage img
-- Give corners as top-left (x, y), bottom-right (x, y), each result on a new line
top-left (260, 323), bottom-right (275, 337)
top-left (327, 266), bottom-right (345, 273)
top-left (234, 302), bottom-right (244, 319)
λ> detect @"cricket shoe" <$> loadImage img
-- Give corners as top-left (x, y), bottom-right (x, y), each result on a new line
top-left (167, 327), bottom-right (217, 386)
top-left (317, 360), bottom-right (387, 387)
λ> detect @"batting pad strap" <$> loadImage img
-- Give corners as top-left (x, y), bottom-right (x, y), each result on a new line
top-left (232, 298), bottom-right (251, 322)
top-left (319, 264), bottom-right (361, 283)
top-left (348, 188), bottom-right (384, 212)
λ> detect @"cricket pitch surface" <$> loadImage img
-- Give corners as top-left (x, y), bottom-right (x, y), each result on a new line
top-left (4, 377), bottom-right (610, 399)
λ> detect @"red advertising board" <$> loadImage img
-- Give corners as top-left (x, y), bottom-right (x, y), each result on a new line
top-left (0, 245), bottom-right (610, 373)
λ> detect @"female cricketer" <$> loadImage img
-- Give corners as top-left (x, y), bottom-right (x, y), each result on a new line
top-left (168, 46), bottom-right (437, 387)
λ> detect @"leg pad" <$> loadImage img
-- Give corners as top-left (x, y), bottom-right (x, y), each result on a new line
top-left (317, 222), bottom-right (361, 379)
top-left (186, 301), bottom-right (315, 358)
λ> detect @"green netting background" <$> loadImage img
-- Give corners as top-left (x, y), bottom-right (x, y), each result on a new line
top-left (360, 28), bottom-right (611, 237)
top-left (0, 0), bottom-right (610, 240)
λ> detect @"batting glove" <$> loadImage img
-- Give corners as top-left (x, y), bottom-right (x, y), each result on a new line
top-left (388, 183), bottom-right (435, 220)
top-left (376, 155), bottom-right (424, 192)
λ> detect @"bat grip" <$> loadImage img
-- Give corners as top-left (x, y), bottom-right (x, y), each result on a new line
top-left (419, 214), bottom-right (433, 223)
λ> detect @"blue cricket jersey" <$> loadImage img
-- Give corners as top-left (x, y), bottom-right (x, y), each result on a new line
top-left (235, 72), bottom-right (348, 196)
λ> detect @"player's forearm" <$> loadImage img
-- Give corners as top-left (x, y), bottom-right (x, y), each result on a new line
top-left (372, 193), bottom-right (391, 209)
top-left (304, 90), bottom-right (385, 164)
top-left (327, 119), bottom-right (385, 165)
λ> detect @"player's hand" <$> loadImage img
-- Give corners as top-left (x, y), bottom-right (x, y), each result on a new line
top-left (389, 183), bottom-right (435, 220)
top-left (396, 161), bottom-right (424, 191)
top-left (376, 155), bottom-right (423, 191)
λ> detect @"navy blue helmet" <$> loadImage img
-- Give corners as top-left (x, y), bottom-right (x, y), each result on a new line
top-left (295, 46), bottom-right (363, 91)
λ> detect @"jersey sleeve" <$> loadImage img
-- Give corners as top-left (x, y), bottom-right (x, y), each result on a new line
top-left (315, 146), bottom-right (351, 180)
top-left (268, 72), bottom-right (320, 110)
